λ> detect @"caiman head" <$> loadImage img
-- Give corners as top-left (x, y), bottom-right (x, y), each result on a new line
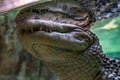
top-left (15, 0), bottom-right (104, 80)
top-left (15, 0), bottom-right (95, 59)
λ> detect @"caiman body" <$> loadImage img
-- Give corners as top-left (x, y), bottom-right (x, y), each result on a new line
top-left (15, 0), bottom-right (120, 80)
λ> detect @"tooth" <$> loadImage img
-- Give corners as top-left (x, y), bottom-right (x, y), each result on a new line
top-left (49, 29), bottom-right (52, 32)
top-left (46, 9), bottom-right (48, 12)
top-left (45, 28), bottom-right (47, 32)
top-left (46, 28), bottom-right (49, 32)
top-left (39, 10), bottom-right (41, 13)
top-left (40, 27), bottom-right (42, 30)
top-left (48, 29), bottom-right (50, 32)
top-left (40, 11), bottom-right (42, 13)
top-left (48, 29), bottom-right (51, 32)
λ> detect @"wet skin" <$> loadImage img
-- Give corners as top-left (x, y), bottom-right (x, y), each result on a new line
top-left (15, 0), bottom-right (103, 80)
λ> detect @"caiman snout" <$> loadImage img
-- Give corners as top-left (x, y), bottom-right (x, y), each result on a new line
top-left (16, 17), bottom-right (93, 51)
top-left (15, 0), bottom-right (94, 53)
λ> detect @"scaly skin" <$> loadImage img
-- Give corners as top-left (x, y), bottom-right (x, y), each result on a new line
top-left (15, 0), bottom-right (120, 80)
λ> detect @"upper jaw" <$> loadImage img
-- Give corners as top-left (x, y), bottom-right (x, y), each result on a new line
top-left (16, 13), bottom-right (90, 35)
top-left (15, 1), bottom-right (91, 34)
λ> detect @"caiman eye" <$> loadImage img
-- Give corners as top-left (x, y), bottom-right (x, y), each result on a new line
top-left (69, 7), bottom-right (89, 20)
top-left (71, 12), bottom-right (88, 20)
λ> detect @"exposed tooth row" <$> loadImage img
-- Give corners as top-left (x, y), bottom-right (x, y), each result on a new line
top-left (30, 8), bottom-right (50, 14)
top-left (21, 26), bottom-right (53, 34)
top-left (39, 9), bottom-right (50, 13)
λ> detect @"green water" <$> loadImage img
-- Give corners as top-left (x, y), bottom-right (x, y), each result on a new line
top-left (91, 16), bottom-right (120, 58)
top-left (107, 52), bottom-right (120, 58)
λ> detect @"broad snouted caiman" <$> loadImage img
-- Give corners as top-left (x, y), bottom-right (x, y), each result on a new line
top-left (15, 0), bottom-right (120, 80)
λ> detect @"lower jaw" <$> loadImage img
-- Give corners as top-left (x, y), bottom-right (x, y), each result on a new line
top-left (31, 43), bottom-right (76, 61)
top-left (21, 34), bottom-right (91, 51)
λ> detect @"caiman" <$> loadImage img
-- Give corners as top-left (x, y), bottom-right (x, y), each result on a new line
top-left (4, 0), bottom-right (120, 80)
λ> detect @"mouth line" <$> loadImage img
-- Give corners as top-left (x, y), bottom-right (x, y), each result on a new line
top-left (18, 19), bottom-right (80, 34)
